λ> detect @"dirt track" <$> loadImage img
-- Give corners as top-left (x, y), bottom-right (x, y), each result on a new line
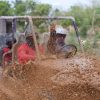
top-left (0, 54), bottom-right (100, 100)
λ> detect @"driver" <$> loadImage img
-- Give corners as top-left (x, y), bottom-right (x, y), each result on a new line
top-left (55, 25), bottom-right (67, 50)
top-left (55, 26), bottom-right (77, 58)
top-left (47, 25), bottom-right (77, 58)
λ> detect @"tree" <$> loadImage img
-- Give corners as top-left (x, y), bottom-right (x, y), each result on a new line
top-left (31, 3), bottom-right (52, 32)
top-left (13, 0), bottom-right (52, 32)
top-left (13, 0), bottom-right (36, 15)
top-left (13, 0), bottom-right (26, 15)
top-left (33, 4), bottom-right (52, 16)
top-left (0, 1), bottom-right (13, 16)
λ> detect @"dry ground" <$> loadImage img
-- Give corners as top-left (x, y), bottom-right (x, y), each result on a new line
top-left (0, 54), bottom-right (100, 100)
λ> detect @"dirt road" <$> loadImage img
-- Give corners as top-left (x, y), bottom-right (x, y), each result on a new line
top-left (0, 55), bottom-right (100, 100)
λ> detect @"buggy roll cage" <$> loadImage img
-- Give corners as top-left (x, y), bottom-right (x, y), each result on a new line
top-left (0, 16), bottom-right (84, 66)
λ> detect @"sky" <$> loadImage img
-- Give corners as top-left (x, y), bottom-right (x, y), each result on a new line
top-left (9, 0), bottom-right (92, 10)
top-left (38, 0), bottom-right (92, 10)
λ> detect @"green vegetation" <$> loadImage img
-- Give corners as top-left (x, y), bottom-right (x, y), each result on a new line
top-left (0, 0), bottom-right (100, 54)
top-left (0, 1), bottom-right (13, 15)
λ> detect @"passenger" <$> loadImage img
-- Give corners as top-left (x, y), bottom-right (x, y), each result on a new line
top-left (17, 34), bottom-right (44, 64)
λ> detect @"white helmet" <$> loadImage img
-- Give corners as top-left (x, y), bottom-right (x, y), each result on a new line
top-left (55, 25), bottom-right (67, 35)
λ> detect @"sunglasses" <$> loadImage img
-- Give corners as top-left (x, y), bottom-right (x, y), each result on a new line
top-left (56, 34), bottom-right (66, 38)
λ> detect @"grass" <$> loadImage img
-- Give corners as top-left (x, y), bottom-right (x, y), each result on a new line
top-left (66, 32), bottom-right (100, 56)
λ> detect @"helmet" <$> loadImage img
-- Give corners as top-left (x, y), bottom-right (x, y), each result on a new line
top-left (55, 25), bottom-right (67, 35)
